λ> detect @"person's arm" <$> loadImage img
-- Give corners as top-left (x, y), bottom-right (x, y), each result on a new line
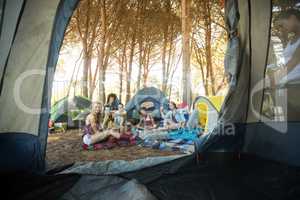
top-left (137, 118), bottom-right (144, 129)
top-left (90, 115), bottom-right (99, 135)
top-left (160, 107), bottom-right (167, 119)
top-left (150, 116), bottom-right (156, 128)
top-left (286, 46), bottom-right (300, 73)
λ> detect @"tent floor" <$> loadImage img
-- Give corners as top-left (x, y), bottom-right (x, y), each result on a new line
top-left (46, 129), bottom-right (180, 169)
top-left (3, 155), bottom-right (300, 200)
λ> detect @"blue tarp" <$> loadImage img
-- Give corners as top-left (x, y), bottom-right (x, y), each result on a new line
top-left (167, 128), bottom-right (201, 141)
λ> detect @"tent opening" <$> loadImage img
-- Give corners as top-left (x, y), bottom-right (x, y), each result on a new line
top-left (46, 0), bottom-right (229, 170)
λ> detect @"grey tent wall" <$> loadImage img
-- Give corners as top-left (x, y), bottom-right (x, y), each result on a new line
top-left (195, 0), bottom-right (251, 153)
top-left (0, 0), bottom-right (62, 134)
top-left (219, 0), bottom-right (251, 124)
top-left (39, 0), bottom-right (79, 162)
top-left (246, 0), bottom-right (272, 122)
top-left (0, 0), bottom-right (25, 94)
top-left (0, 0), bottom-right (5, 35)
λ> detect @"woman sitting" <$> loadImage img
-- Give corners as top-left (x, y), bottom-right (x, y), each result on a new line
top-left (160, 101), bottom-right (186, 130)
top-left (102, 93), bottom-right (119, 129)
top-left (137, 108), bottom-right (156, 130)
top-left (114, 103), bottom-right (127, 132)
top-left (83, 102), bottom-right (120, 146)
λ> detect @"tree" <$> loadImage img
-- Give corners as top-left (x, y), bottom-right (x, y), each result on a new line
top-left (191, 0), bottom-right (227, 96)
top-left (181, 0), bottom-right (192, 105)
top-left (66, 0), bottom-right (102, 98)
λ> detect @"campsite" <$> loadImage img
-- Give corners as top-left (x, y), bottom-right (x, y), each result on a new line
top-left (1, 0), bottom-right (300, 199)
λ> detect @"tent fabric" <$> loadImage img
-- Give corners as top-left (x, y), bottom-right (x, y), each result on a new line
top-left (224, 0), bottom-right (240, 88)
top-left (39, 0), bottom-right (79, 158)
top-left (0, 0), bottom-right (25, 90)
top-left (60, 155), bottom-right (186, 176)
top-left (197, 0), bottom-right (252, 155)
top-left (218, 0), bottom-right (251, 124)
top-left (196, 122), bottom-right (300, 167)
top-left (61, 175), bottom-right (157, 200)
top-left (243, 122), bottom-right (300, 166)
top-left (0, 0), bottom-right (62, 135)
top-left (3, 154), bottom-right (300, 200)
top-left (0, 133), bottom-right (44, 173)
top-left (123, 154), bottom-right (300, 200)
top-left (2, 172), bottom-right (81, 200)
top-left (246, 0), bottom-right (272, 122)
top-left (125, 87), bottom-right (168, 119)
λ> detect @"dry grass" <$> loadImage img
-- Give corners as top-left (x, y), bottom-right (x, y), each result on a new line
top-left (46, 129), bottom-right (179, 169)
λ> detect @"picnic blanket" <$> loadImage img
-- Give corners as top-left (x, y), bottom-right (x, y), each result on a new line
top-left (167, 128), bottom-right (201, 141)
top-left (82, 133), bottom-right (136, 151)
top-left (140, 128), bottom-right (202, 153)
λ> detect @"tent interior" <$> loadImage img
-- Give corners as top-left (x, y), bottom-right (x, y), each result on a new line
top-left (1, 0), bottom-right (300, 199)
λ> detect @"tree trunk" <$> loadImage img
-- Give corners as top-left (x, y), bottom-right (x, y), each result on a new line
top-left (137, 39), bottom-right (143, 90)
top-left (97, 0), bottom-right (107, 104)
top-left (204, 1), bottom-right (216, 95)
top-left (161, 31), bottom-right (168, 93)
top-left (119, 67), bottom-right (123, 102)
top-left (162, 0), bottom-right (171, 93)
top-left (98, 67), bottom-right (106, 104)
top-left (181, 0), bottom-right (192, 105)
top-left (126, 33), bottom-right (136, 103)
top-left (82, 49), bottom-right (90, 98)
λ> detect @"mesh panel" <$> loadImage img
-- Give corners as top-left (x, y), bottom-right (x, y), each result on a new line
top-left (261, 0), bottom-right (300, 122)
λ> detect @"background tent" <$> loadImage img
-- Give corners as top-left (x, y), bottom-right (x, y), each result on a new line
top-left (1, 0), bottom-right (300, 199)
top-left (191, 96), bottom-right (224, 133)
top-left (50, 96), bottom-right (91, 127)
top-left (125, 87), bottom-right (169, 120)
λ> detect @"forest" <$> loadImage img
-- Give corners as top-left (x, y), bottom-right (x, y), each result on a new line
top-left (54, 0), bottom-right (228, 105)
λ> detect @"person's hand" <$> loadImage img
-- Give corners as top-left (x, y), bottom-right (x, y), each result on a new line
top-left (160, 106), bottom-right (164, 112)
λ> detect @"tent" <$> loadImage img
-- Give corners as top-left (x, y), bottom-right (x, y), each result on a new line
top-left (191, 96), bottom-right (224, 133)
top-left (1, 0), bottom-right (300, 199)
top-left (50, 95), bottom-right (91, 127)
top-left (125, 87), bottom-right (169, 120)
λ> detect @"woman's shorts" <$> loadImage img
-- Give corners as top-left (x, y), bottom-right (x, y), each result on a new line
top-left (83, 134), bottom-right (92, 146)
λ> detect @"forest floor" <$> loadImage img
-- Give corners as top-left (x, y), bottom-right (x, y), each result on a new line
top-left (46, 129), bottom-right (179, 170)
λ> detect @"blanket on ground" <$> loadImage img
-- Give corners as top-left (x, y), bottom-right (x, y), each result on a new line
top-left (82, 133), bottom-right (136, 151)
top-left (140, 128), bottom-right (202, 153)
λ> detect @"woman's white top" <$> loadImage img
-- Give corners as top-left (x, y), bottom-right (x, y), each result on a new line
top-left (280, 37), bottom-right (300, 85)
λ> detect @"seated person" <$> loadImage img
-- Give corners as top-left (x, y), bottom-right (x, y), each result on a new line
top-left (177, 102), bottom-right (190, 121)
top-left (137, 108), bottom-right (156, 130)
top-left (160, 101), bottom-right (186, 130)
top-left (276, 9), bottom-right (300, 85)
top-left (102, 93), bottom-right (119, 129)
top-left (114, 103), bottom-right (127, 132)
top-left (83, 102), bottom-right (120, 146)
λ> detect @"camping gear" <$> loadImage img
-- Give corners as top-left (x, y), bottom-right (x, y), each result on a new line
top-left (2, 0), bottom-right (300, 200)
top-left (125, 87), bottom-right (169, 120)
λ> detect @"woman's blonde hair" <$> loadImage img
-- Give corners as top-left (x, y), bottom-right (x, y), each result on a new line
top-left (92, 101), bottom-right (102, 110)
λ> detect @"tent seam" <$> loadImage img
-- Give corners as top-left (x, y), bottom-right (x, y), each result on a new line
top-left (258, 0), bottom-right (273, 122)
top-left (245, 0), bottom-right (252, 122)
top-left (0, 0), bottom-right (6, 39)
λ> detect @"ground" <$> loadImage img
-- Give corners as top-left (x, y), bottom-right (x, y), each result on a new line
top-left (46, 129), bottom-right (179, 169)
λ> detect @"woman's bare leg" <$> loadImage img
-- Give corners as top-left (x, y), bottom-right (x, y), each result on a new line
top-left (90, 131), bottom-right (110, 144)
top-left (102, 113), bottom-right (110, 129)
top-left (90, 130), bottom-right (120, 145)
